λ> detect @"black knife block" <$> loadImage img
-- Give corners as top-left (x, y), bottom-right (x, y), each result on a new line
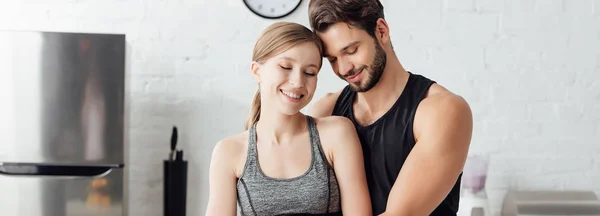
top-left (164, 151), bottom-right (187, 216)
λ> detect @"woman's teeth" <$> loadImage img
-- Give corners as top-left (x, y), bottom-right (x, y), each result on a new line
top-left (281, 90), bottom-right (301, 99)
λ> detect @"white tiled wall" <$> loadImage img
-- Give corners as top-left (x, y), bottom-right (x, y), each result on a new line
top-left (1, 0), bottom-right (598, 215)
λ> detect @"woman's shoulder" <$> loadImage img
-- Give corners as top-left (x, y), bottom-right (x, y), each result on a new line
top-left (310, 115), bottom-right (362, 168)
top-left (311, 115), bottom-right (358, 150)
top-left (213, 131), bottom-right (249, 157)
top-left (210, 131), bottom-right (250, 176)
top-left (311, 115), bottom-right (355, 134)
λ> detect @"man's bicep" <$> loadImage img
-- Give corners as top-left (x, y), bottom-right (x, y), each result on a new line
top-left (382, 94), bottom-right (473, 215)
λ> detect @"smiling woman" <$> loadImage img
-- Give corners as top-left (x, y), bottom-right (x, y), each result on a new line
top-left (205, 21), bottom-right (372, 216)
top-left (245, 22), bottom-right (323, 129)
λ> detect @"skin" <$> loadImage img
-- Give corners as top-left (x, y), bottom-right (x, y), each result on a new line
top-left (205, 42), bottom-right (372, 216)
top-left (309, 19), bottom-right (473, 216)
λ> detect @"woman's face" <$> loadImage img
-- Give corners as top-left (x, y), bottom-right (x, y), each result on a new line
top-left (252, 42), bottom-right (322, 116)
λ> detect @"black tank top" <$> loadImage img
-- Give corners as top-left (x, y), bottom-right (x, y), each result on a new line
top-left (331, 72), bottom-right (462, 215)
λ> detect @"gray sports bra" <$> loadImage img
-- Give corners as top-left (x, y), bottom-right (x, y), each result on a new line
top-left (236, 115), bottom-right (342, 216)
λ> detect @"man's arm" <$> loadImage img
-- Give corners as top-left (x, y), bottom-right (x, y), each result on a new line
top-left (307, 90), bottom-right (342, 118)
top-left (380, 93), bottom-right (473, 216)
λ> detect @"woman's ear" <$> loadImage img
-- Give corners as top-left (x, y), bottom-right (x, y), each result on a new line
top-left (251, 61), bottom-right (261, 83)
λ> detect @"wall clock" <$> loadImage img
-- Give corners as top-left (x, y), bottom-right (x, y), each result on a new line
top-left (243, 0), bottom-right (303, 19)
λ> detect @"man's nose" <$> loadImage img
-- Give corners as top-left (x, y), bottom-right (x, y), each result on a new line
top-left (338, 58), bottom-right (354, 77)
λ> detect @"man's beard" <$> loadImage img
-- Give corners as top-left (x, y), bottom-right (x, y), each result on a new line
top-left (341, 41), bottom-right (386, 92)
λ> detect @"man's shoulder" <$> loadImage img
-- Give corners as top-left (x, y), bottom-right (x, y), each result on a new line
top-left (307, 88), bottom-right (346, 118)
top-left (422, 83), bottom-right (469, 109)
top-left (414, 83), bottom-right (472, 138)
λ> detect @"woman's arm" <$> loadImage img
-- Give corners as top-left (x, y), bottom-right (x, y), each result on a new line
top-left (205, 140), bottom-right (239, 216)
top-left (323, 116), bottom-right (372, 215)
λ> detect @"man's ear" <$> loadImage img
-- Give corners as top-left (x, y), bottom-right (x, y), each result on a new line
top-left (251, 61), bottom-right (261, 83)
top-left (374, 18), bottom-right (390, 46)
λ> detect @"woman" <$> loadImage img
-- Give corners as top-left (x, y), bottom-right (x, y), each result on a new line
top-left (205, 22), bottom-right (371, 216)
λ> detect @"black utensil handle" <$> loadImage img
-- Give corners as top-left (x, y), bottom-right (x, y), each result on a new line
top-left (164, 160), bottom-right (187, 216)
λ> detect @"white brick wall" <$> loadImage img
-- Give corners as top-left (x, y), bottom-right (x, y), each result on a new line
top-left (1, 0), bottom-right (598, 215)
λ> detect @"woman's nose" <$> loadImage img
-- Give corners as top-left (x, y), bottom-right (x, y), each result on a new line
top-left (288, 70), bottom-right (304, 87)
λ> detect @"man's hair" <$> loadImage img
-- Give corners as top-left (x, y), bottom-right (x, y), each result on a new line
top-left (308, 0), bottom-right (385, 38)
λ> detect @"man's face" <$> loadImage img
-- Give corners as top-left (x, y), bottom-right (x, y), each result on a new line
top-left (317, 22), bottom-right (386, 92)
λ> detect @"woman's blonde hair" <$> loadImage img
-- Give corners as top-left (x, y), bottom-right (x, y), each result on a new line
top-left (245, 22), bottom-right (324, 130)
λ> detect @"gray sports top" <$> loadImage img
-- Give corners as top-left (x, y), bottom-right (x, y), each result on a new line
top-left (236, 115), bottom-right (342, 216)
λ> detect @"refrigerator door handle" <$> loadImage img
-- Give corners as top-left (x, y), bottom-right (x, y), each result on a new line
top-left (0, 162), bottom-right (124, 178)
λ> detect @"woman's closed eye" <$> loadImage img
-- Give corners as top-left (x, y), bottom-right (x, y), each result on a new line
top-left (304, 71), bottom-right (316, 76)
top-left (280, 64), bottom-right (316, 76)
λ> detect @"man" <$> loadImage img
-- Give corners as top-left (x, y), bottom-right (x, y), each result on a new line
top-left (307, 0), bottom-right (473, 215)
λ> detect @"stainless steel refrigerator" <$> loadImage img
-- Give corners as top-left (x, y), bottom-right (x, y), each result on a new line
top-left (0, 30), bottom-right (126, 216)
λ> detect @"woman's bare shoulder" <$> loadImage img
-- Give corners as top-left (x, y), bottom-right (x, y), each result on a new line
top-left (214, 131), bottom-right (248, 152)
top-left (312, 115), bottom-right (356, 135)
top-left (311, 116), bottom-right (360, 165)
top-left (211, 131), bottom-right (250, 177)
